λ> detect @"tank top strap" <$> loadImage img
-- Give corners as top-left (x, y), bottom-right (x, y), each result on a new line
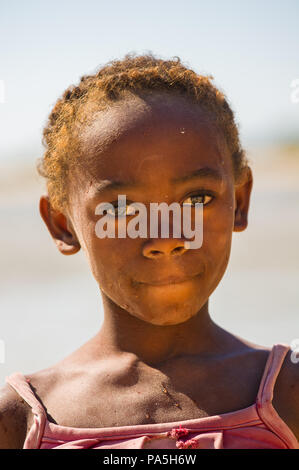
top-left (5, 372), bottom-right (47, 449)
top-left (256, 343), bottom-right (290, 406)
top-left (255, 343), bottom-right (298, 448)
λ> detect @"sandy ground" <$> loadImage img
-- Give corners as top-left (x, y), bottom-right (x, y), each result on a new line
top-left (0, 145), bottom-right (298, 383)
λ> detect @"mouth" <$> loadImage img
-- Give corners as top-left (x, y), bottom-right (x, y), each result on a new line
top-left (137, 273), bottom-right (202, 286)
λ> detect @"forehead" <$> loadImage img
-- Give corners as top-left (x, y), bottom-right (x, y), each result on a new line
top-left (76, 92), bottom-right (231, 184)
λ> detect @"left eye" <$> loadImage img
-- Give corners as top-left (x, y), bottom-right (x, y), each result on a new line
top-left (183, 194), bottom-right (213, 206)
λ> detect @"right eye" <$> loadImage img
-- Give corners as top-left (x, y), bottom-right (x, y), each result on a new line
top-left (104, 204), bottom-right (137, 217)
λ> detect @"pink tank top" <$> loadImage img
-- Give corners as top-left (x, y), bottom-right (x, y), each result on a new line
top-left (5, 343), bottom-right (299, 449)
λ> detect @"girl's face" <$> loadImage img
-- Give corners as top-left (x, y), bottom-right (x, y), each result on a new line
top-left (43, 93), bottom-right (252, 326)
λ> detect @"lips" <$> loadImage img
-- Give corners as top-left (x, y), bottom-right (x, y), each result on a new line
top-left (137, 273), bottom-right (201, 286)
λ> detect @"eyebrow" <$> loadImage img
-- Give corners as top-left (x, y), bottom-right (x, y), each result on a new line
top-left (172, 166), bottom-right (224, 184)
top-left (95, 179), bottom-right (141, 193)
top-left (95, 166), bottom-right (223, 193)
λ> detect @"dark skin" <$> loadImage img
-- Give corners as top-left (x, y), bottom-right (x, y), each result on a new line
top-left (1, 92), bottom-right (298, 447)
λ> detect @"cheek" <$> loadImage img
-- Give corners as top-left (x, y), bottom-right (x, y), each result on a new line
top-left (84, 232), bottom-right (136, 303)
top-left (202, 200), bottom-right (234, 282)
top-left (76, 204), bottom-right (138, 288)
top-left (89, 237), bottom-right (126, 277)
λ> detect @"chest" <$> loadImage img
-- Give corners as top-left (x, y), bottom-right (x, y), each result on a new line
top-left (30, 355), bottom-right (269, 428)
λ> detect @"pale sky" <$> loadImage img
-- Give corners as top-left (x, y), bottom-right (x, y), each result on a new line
top-left (0, 0), bottom-right (299, 166)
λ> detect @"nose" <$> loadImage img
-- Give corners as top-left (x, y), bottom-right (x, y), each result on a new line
top-left (142, 238), bottom-right (188, 259)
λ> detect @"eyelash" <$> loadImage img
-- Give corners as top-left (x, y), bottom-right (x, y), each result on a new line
top-left (182, 191), bottom-right (215, 207)
top-left (103, 191), bottom-right (215, 217)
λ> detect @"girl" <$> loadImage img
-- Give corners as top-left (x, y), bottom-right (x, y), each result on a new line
top-left (1, 54), bottom-right (298, 449)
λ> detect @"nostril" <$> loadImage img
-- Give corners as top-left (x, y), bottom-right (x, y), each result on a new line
top-left (142, 240), bottom-right (188, 259)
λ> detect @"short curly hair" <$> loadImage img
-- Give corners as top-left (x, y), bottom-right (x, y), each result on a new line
top-left (37, 53), bottom-right (249, 212)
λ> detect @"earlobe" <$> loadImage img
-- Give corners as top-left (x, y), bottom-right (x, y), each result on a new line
top-left (234, 206), bottom-right (247, 232)
top-left (233, 167), bottom-right (253, 233)
top-left (39, 195), bottom-right (81, 255)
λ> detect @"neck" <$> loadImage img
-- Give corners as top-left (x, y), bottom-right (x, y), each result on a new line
top-left (92, 293), bottom-right (230, 365)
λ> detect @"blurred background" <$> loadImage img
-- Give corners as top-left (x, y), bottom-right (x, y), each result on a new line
top-left (0, 0), bottom-right (298, 384)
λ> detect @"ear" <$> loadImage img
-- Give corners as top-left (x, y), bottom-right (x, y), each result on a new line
top-left (233, 166), bottom-right (253, 232)
top-left (39, 195), bottom-right (81, 255)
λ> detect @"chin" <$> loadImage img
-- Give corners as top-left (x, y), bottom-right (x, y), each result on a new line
top-left (146, 315), bottom-right (193, 326)
top-left (125, 280), bottom-right (204, 326)
top-left (143, 282), bottom-right (201, 308)
top-left (134, 298), bottom-right (199, 326)
top-left (145, 310), bottom-right (195, 326)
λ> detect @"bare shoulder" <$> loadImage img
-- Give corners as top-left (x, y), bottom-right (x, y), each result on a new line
top-left (0, 382), bottom-right (31, 449)
top-left (236, 337), bottom-right (299, 442)
top-left (24, 365), bottom-right (63, 423)
top-left (272, 347), bottom-right (299, 442)
top-left (0, 365), bottom-right (65, 448)
top-left (23, 357), bottom-right (102, 426)
top-left (26, 366), bottom-right (61, 395)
